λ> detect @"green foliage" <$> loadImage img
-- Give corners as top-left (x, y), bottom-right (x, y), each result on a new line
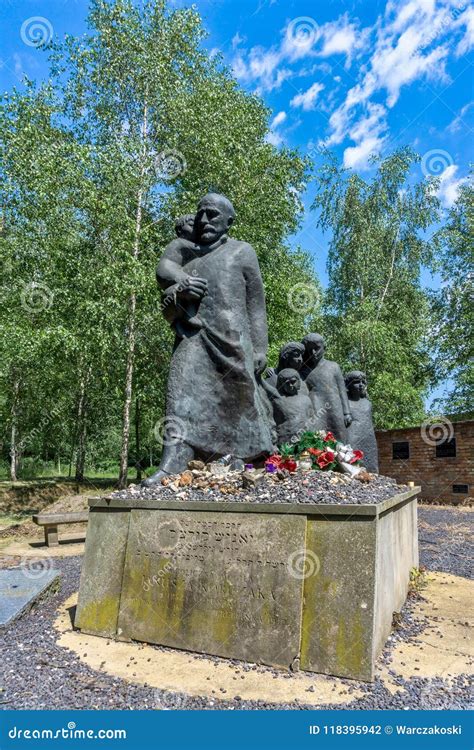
top-left (313, 147), bottom-right (440, 429)
top-left (0, 0), bottom-right (319, 481)
top-left (430, 172), bottom-right (474, 417)
top-left (280, 431), bottom-right (339, 470)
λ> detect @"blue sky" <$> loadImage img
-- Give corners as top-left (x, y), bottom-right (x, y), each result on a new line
top-left (1, 0), bottom-right (472, 400)
top-left (0, 0), bottom-right (472, 284)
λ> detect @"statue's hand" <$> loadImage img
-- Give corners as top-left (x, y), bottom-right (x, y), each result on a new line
top-left (344, 413), bottom-right (353, 428)
top-left (179, 276), bottom-right (207, 301)
top-left (254, 354), bottom-right (267, 376)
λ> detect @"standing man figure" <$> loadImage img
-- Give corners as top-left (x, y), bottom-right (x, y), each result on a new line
top-left (143, 193), bottom-right (273, 486)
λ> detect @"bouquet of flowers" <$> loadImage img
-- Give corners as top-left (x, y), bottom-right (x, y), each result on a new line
top-left (265, 431), bottom-right (364, 474)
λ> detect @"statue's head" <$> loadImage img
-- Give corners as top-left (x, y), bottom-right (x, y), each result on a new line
top-left (279, 342), bottom-right (305, 371)
top-left (195, 193), bottom-right (235, 245)
top-left (277, 368), bottom-right (301, 396)
top-left (302, 333), bottom-right (325, 366)
top-left (345, 370), bottom-right (367, 399)
top-left (175, 214), bottom-right (195, 241)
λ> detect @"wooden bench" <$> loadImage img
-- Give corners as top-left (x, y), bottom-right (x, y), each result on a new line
top-left (32, 511), bottom-right (89, 547)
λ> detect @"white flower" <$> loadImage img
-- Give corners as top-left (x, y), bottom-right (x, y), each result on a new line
top-left (336, 444), bottom-right (355, 463)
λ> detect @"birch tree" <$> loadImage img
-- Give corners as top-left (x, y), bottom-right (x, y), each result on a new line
top-left (312, 148), bottom-right (440, 428)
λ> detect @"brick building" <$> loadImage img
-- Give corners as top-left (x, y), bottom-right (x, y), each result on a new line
top-left (376, 419), bottom-right (473, 503)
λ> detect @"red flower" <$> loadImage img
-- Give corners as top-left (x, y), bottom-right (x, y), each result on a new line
top-left (265, 454), bottom-right (283, 468)
top-left (308, 447), bottom-right (322, 456)
top-left (324, 432), bottom-right (336, 442)
top-left (281, 458), bottom-right (298, 473)
top-left (350, 449), bottom-right (364, 464)
top-left (317, 450), bottom-right (335, 469)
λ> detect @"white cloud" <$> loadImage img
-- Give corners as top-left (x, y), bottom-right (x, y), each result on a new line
top-left (344, 137), bottom-right (382, 168)
top-left (323, 0), bottom-right (465, 164)
top-left (437, 164), bottom-right (467, 208)
top-left (455, 5), bottom-right (474, 55)
top-left (350, 103), bottom-right (387, 142)
top-left (232, 55), bottom-right (248, 81)
top-left (232, 46), bottom-right (292, 92)
top-left (271, 111), bottom-right (287, 128)
top-left (448, 101), bottom-right (474, 133)
top-left (281, 18), bottom-right (320, 62)
top-left (232, 32), bottom-right (244, 50)
top-left (343, 103), bottom-right (388, 168)
top-left (318, 14), bottom-right (369, 66)
top-left (265, 131), bottom-right (283, 147)
top-left (231, 12), bottom-right (368, 92)
top-left (370, 29), bottom-right (449, 107)
top-left (290, 82), bottom-right (325, 111)
top-left (13, 54), bottom-right (24, 79)
top-left (232, 0), bottom-right (472, 162)
top-left (267, 111), bottom-right (287, 147)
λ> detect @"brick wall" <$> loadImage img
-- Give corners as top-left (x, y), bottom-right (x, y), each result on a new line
top-left (376, 420), bottom-right (473, 503)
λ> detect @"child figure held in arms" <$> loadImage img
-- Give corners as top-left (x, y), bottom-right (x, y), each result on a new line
top-left (158, 213), bottom-right (204, 337)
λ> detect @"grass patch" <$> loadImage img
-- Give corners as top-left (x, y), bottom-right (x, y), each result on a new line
top-left (0, 513), bottom-right (30, 529)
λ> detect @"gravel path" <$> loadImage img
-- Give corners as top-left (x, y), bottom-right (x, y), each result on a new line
top-left (0, 505), bottom-right (471, 711)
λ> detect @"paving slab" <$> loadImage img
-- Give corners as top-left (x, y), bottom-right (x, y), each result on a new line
top-left (0, 566), bottom-right (60, 629)
top-left (56, 571), bottom-right (472, 706)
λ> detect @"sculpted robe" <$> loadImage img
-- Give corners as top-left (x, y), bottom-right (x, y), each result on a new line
top-left (159, 236), bottom-right (274, 459)
top-left (301, 358), bottom-right (350, 443)
top-left (347, 397), bottom-right (379, 473)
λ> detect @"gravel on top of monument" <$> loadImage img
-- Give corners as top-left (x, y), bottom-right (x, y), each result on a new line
top-left (112, 469), bottom-right (406, 506)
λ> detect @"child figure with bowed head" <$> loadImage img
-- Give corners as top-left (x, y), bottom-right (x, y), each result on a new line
top-left (261, 368), bottom-right (316, 446)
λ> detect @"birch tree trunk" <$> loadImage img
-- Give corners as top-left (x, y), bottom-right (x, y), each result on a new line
top-left (75, 372), bottom-right (88, 482)
top-left (135, 396), bottom-right (142, 482)
top-left (10, 377), bottom-right (19, 482)
top-left (118, 291), bottom-right (137, 487)
top-left (118, 103), bottom-right (148, 489)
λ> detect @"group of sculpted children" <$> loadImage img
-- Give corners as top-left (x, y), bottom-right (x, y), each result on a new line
top-left (261, 339), bottom-right (378, 473)
top-left (160, 213), bottom-right (379, 473)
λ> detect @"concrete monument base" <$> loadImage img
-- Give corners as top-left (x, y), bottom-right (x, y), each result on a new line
top-left (75, 488), bottom-right (419, 681)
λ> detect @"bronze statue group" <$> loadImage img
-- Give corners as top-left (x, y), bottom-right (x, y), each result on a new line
top-left (143, 193), bottom-right (378, 487)
top-left (262, 337), bottom-right (378, 473)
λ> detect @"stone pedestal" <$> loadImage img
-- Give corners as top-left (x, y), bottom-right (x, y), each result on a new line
top-left (75, 488), bottom-right (419, 681)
